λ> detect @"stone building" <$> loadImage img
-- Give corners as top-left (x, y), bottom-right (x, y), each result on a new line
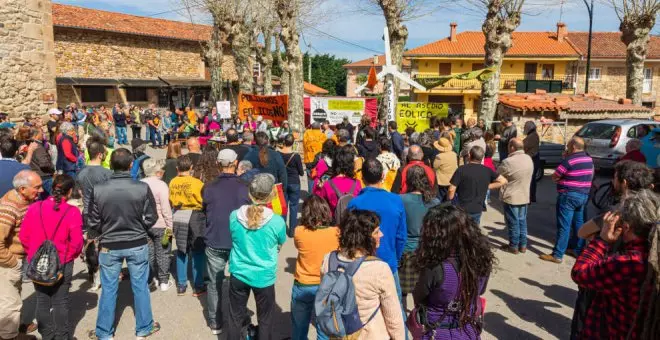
top-left (0, 0), bottom-right (58, 118)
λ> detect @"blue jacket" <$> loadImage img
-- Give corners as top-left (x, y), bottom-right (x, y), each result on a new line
top-left (347, 187), bottom-right (407, 273)
top-left (391, 131), bottom-right (404, 159)
top-left (244, 147), bottom-right (288, 188)
top-left (112, 108), bottom-right (127, 127)
top-left (202, 174), bottom-right (251, 249)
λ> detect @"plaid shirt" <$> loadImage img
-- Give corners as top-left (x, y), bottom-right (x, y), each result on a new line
top-left (571, 238), bottom-right (649, 339)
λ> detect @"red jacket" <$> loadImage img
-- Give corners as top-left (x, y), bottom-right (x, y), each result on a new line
top-left (400, 160), bottom-right (436, 193)
top-left (19, 198), bottom-right (83, 264)
top-left (619, 150), bottom-right (647, 164)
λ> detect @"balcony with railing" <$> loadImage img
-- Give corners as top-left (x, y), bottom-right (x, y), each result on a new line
top-left (413, 74), bottom-right (576, 92)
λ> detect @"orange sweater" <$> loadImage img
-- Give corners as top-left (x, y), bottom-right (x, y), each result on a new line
top-left (293, 226), bottom-right (340, 285)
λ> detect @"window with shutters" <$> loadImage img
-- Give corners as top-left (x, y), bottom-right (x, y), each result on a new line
top-left (80, 87), bottom-right (107, 102)
top-left (438, 63), bottom-right (452, 76)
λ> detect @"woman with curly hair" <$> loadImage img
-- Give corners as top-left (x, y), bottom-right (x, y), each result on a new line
top-left (193, 148), bottom-right (220, 184)
top-left (320, 210), bottom-right (405, 339)
top-left (315, 145), bottom-right (362, 218)
top-left (399, 166), bottom-right (440, 309)
top-left (413, 205), bottom-right (494, 339)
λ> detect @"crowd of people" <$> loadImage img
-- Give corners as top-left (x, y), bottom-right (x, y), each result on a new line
top-left (0, 102), bottom-right (658, 340)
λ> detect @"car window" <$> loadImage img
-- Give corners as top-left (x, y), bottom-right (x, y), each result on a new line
top-left (627, 126), bottom-right (637, 138)
top-left (576, 123), bottom-right (617, 139)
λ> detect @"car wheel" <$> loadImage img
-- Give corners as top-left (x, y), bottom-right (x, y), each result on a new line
top-left (535, 161), bottom-right (545, 182)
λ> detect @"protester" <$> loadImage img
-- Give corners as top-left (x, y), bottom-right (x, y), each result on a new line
top-left (540, 137), bottom-right (594, 264)
top-left (77, 139), bottom-right (112, 216)
top-left (218, 128), bottom-right (249, 161)
top-left (130, 105), bottom-right (143, 142)
top-left (202, 149), bottom-right (251, 335)
top-left (243, 115), bottom-right (257, 132)
top-left (0, 138), bottom-right (30, 196)
top-left (46, 108), bottom-right (61, 145)
top-left (311, 139), bottom-right (336, 188)
top-left (413, 204), bottom-right (494, 339)
top-left (193, 148), bottom-right (220, 184)
top-left (227, 174), bottom-right (287, 340)
top-left (571, 190), bottom-right (659, 339)
top-left (388, 122), bottom-right (404, 160)
top-left (336, 129), bottom-right (351, 147)
top-left (523, 121), bottom-right (540, 202)
top-left (316, 145), bottom-right (362, 218)
top-left (186, 136), bottom-right (203, 167)
top-left (162, 141), bottom-right (182, 185)
top-left (244, 131), bottom-right (287, 188)
top-left (448, 146), bottom-right (507, 225)
top-left (86, 148), bottom-right (159, 339)
top-left (290, 196), bottom-right (339, 340)
top-left (168, 155), bottom-right (207, 296)
top-left (130, 138), bottom-right (151, 180)
top-left (19, 174), bottom-right (83, 340)
top-left (432, 137), bottom-right (458, 202)
top-left (278, 134), bottom-right (304, 235)
top-left (619, 138), bottom-right (646, 163)
top-left (498, 139), bottom-right (534, 254)
top-left (112, 106), bottom-right (128, 146)
top-left (357, 127), bottom-right (379, 160)
top-left (238, 160), bottom-right (259, 183)
top-left (23, 127), bottom-right (54, 196)
top-left (303, 122), bottom-right (327, 191)
top-left (399, 166), bottom-right (440, 310)
top-left (460, 127), bottom-right (487, 165)
top-left (0, 170), bottom-right (42, 340)
top-left (320, 210), bottom-right (405, 339)
top-left (391, 145), bottom-right (436, 194)
top-left (419, 131), bottom-right (438, 166)
top-left (55, 122), bottom-right (80, 178)
top-left (377, 137), bottom-right (401, 172)
top-left (450, 117), bottom-right (463, 156)
top-left (336, 117), bottom-right (354, 142)
top-left (140, 159), bottom-right (174, 292)
top-left (496, 117), bottom-right (517, 161)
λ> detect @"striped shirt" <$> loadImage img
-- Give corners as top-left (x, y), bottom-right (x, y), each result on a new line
top-left (554, 151), bottom-right (594, 194)
top-left (0, 190), bottom-right (30, 268)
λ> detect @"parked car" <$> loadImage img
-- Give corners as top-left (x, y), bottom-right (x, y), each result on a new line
top-left (575, 119), bottom-right (659, 170)
top-left (640, 127), bottom-right (660, 168)
top-left (535, 141), bottom-right (566, 181)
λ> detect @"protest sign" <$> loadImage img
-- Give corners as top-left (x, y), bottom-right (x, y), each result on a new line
top-left (395, 102), bottom-right (449, 133)
top-left (216, 101), bottom-right (231, 119)
top-left (309, 97), bottom-right (366, 125)
top-left (238, 93), bottom-right (288, 123)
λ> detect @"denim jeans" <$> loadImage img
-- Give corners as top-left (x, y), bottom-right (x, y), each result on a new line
top-left (96, 244), bottom-right (153, 339)
top-left (206, 247), bottom-right (229, 329)
top-left (469, 212), bottom-right (482, 226)
top-left (504, 204), bottom-right (528, 248)
top-left (392, 271), bottom-right (409, 340)
top-left (285, 184), bottom-right (301, 237)
top-left (176, 249), bottom-right (206, 289)
top-left (290, 284), bottom-right (328, 340)
top-left (115, 126), bottom-right (128, 145)
top-left (149, 127), bottom-right (161, 147)
top-left (305, 168), bottom-right (313, 194)
top-left (553, 192), bottom-right (588, 260)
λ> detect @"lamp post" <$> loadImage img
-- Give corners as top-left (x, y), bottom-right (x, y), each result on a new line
top-left (584, 0), bottom-right (594, 94)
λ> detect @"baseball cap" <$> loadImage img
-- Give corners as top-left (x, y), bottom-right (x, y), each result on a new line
top-left (131, 138), bottom-right (149, 151)
top-left (217, 148), bottom-right (238, 166)
top-left (48, 108), bottom-right (62, 115)
top-left (249, 173), bottom-right (276, 204)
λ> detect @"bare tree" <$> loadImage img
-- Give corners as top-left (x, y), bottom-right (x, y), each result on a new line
top-left (254, 2), bottom-right (277, 95)
top-left (276, 0), bottom-right (305, 131)
top-left (612, 0), bottom-right (659, 104)
top-left (472, 0), bottom-right (525, 122)
top-left (274, 35), bottom-right (290, 96)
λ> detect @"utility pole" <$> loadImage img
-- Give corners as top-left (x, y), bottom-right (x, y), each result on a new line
top-left (307, 44), bottom-right (312, 84)
top-left (583, 0), bottom-right (594, 94)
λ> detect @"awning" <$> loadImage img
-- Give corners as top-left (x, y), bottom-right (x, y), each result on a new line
top-left (159, 77), bottom-right (211, 88)
top-left (118, 79), bottom-right (167, 88)
top-left (55, 77), bottom-right (119, 86)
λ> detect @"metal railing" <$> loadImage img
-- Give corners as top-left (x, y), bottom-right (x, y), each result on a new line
top-left (413, 74), bottom-right (576, 91)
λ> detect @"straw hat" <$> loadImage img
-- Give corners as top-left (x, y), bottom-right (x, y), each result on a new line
top-left (433, 137), bottom-right (453, 153)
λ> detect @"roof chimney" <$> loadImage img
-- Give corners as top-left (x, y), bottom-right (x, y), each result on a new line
top-left (450, 22), bottom-right (458, 42)
top-left (556, 22), bottom-right (567, 43)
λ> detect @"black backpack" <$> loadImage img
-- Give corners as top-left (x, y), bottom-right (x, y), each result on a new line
top-left (26, 203), bottom-right (72, 286)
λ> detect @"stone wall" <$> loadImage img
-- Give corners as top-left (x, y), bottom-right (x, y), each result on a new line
top-left (0, 0), bottom-right (57, 118)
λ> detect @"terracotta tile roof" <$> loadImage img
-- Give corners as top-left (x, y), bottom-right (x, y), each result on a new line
top-left (499, 93), bottom-right (652, 114)
top-left (567, 32), bottom-right (660, 59)
top-left (404, 31), bottom-right (579, 57)
top-left (343, 55), bottom-right (411, 68)
top-left (52, 3), bottom-right (211, 42)
top-left (303, 82), bottom-right (329, 95)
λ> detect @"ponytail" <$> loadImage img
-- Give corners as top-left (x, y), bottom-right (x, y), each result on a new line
top-left (246, 205), bottom-right (264, 230)
top-left (254, 131), bottom-right (270, 167)
top-left (258, 146), bottom-right (269, 167)
top-left (50, 174), bottom-right (75, 211)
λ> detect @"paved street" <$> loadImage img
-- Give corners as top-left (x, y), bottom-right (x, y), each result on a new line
top-left (20, 146), bottom-right (598, 339)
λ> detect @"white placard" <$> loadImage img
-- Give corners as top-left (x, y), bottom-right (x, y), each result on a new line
top-left (216, 101), bottom-right (231, 119)
top-left (309, 97), bottom-right (366, 125)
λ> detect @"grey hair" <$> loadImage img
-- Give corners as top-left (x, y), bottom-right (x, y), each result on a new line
top-left (238, 160), bottom-right (253, 172)
top-left (59, 122), bottom-right (75, 134)
top-left (409, 132), bottom-right (421, 145)
top-left (243, 131), bottom-right (254, 143)
top-left (618, 189), bottom-right (660, 238)
top-left (408, 145), bottom-right (424, 161)
top-left (13, 170), bottom-right (36, 189)
top-left (337, 129), bottom-right (350, 143)
top-left (627, 138), bottom-right (642, 151)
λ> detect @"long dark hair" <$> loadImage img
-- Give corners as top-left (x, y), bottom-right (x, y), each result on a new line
top-left (339, 210), bottom-right (380, 259)
top-left (255, 131), bottom-right (270, 167)
top-left (193, 149), bottom-right (220, 183)
top-left (330, 145), bottom-right (356, 179)
top-left (405, 165), bottom-right (436, 203)
top-left (51, 174), bottom-right (75, 211)
top-left (416, 205), bottom-right (495, 328)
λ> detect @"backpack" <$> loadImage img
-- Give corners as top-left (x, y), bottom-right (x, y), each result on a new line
top-left (131, 154), bottom-right (150, 180)
top-left (382, 168), bottom-right (398, 192)
top-left (26, 203), bottom-right (72, 286)
top-left (328, 179), bottom-right (358, 224)
top-left (315, 251), bottom-right (381, 339)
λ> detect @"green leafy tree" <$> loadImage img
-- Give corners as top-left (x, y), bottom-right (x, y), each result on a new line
top-left (301, 53), bottom-right (351, 96)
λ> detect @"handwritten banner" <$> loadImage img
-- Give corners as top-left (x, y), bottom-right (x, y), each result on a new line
top-left (395, 102), bottom-right (449, 133)
top-left (238, 93), bottom-right (289, 123)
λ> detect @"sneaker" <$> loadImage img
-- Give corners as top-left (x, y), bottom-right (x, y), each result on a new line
top-left (148, 280), bottom-right (158, 292)
top-left (192, 286), bottom-right (207, 297)
top-left (210, 327), bottom-right (223, 335)
top-left (136, 322), bottom-right (160, 340)
top-left (519, 247), bottom-right (527, 253)
top-left (160, 280), bottom-right (173, 292)
top-left (177, 285), bottom-right (187, 296)
top-left (87, 330), bottom-right (113, 340)
top-left (539, 254), bottom-right (562, 264)
top-left (499, 244), bottom-right (519, 254)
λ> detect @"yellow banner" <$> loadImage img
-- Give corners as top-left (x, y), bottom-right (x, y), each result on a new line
top-left (396, 102), bottom-right (449, 132)
top-left (328, 99), bottom-right (364, 111)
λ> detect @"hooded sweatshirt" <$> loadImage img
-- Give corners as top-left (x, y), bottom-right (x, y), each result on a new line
top-left (229, 205), bottom-right (286, 288)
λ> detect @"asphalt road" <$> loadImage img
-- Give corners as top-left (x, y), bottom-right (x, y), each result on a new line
top-left (20, 144), bottom-right (608, 340)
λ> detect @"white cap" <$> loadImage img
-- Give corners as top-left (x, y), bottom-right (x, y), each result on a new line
top-left (217, 148), bottom-right (238, 166)
top-left (48, 108), bottom-right (62, 115)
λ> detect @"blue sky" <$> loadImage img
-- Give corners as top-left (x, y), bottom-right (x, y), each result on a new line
top-left (54, 0), bottom-right (623, 62)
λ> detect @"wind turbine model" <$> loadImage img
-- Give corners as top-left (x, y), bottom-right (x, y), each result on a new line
top-left (354, 27), bottom-right (426, 121)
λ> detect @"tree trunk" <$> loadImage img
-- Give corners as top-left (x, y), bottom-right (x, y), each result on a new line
top-left (277, 0), bottom-right (304, 131)
top-left (378, 0), bottom-right (408, 120)
top-left (479, 48), bottom-right (503, 122)
top-left (275, 35), bottom-right (290, 96)
top-left (621, 18), bottom-right (654, 105)
top-left (231, 23), bottom-right (255, 95)
top-left (261, 31), bottom-right (274, 95)
top-left (205, 23), bottom-right (224, 102)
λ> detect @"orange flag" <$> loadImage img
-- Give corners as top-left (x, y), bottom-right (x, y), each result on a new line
top-left (366, 65), bottom-right (378, 91)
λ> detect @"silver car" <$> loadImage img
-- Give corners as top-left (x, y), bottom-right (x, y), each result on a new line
top-left (575, 119), bottom-right (660, 170)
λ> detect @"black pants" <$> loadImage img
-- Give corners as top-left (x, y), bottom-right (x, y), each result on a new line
top-left (437, 185), bottom-right (449, 202)
top-left (131, 125), bottom-right (142, 141)
top-left (530, 153), bottom-right (540, 202)
top-left (227, 276), bottom-right (275, 340)
top-left (33, 261), bottom-right (74, 340)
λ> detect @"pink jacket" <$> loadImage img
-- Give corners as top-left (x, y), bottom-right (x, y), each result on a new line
top-left (19, 198), bottom-right (84, 264)
top-left (317, 176), bottom-right (362, 216)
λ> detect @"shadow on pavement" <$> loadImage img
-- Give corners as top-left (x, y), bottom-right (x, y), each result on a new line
top-left (519, 277), bottom-right (577, 309)
top-left (484, 312), bottom-right (544, 340)
top-left (482, 225), bottom-right (548, 256)
top-left (284, 257), bottom-right (296, 275)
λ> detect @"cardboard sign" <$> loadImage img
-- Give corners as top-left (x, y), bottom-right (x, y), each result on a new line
top-left (238, 93), bottom-right (289, 122)
top-left (395, 102), bottom-right (449, 133)
top-left (216, 101), bottom-right (231, 119)
top-left (309, 97), bottom-right (366, 125)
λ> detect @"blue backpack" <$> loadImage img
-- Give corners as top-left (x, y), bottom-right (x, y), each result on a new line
top-left (130, 154), bottom-right (150, 180)
top-left (315, 251), bottom-right (381, 339)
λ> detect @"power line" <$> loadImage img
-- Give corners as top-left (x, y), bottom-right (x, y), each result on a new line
top-left (304, 25), bottom-right (383, 54)
top-left (145, 4), bottom-right (205, 18)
